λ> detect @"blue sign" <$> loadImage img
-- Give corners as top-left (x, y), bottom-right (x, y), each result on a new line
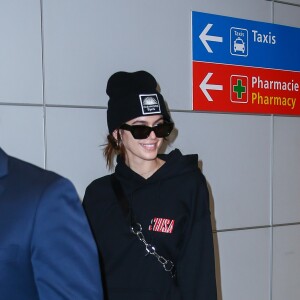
top-left (192, 11), bottom-right (300, 72)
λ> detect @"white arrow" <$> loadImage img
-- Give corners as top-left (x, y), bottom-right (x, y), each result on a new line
top-left (199, 23), bottom-right (223, 53)
top-left (200, 72), bottom-right (223, 102)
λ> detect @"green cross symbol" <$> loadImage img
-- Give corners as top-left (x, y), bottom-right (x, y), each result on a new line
top-left (233, 79), bottom-right (246, 99)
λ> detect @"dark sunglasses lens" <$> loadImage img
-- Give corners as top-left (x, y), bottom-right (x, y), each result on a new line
top-left (153, 123), bottom-right (173, 138)
top-left (131, 126), bottom-right (151, 139)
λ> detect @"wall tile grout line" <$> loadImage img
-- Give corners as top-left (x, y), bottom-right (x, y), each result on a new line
top-left (270, 5), bottom-right (275, 299)
top-left (0, 103), bottom-right (43, 107)
top-left (270, 115), bottom-right (274, 300)
top-left (39, 0), bottom-right (47, 170)
top-left (0, 102), bottom-right (299, 120)
top-left (214, 222), bottom-right (300, 233)
top-left (266, 0), bottom-right (300, 7)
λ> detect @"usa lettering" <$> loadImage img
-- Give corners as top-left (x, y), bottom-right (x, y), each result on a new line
top-left (148, 217), bottom-right (175, 234)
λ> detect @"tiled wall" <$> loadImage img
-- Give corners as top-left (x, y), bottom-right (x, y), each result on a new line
top-left (0, 0), bottom-right (299, 299)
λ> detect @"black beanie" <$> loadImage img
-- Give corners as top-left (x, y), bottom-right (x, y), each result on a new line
top-left (106, 70), bottom-right (171, 133)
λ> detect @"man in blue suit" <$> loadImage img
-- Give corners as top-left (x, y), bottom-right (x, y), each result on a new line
top-left (0, 147), bottom-right (103, 299)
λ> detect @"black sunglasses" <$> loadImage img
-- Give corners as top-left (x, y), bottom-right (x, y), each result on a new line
top-left (120, 122), bottom-right (174, 139)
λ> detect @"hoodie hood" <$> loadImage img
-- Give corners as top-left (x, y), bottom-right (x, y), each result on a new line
top-left (114, 148), bottom-right (199, 192)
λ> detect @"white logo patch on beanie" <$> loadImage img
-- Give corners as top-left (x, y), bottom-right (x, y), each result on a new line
top-left (139, 94), bottom-right (161, 115)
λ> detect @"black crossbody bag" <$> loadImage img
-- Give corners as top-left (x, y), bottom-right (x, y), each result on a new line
top-left (110, 174), bottom-right (176, 279)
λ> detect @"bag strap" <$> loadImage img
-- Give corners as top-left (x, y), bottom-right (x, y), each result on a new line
top-left (110, 174), bottom-right (176, 278)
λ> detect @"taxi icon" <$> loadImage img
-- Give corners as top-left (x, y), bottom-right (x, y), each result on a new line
top-left (233, 37), bottom-right (245, 53)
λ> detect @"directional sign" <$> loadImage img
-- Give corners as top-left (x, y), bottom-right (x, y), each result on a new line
top-left (192, 11), bottom-right (300, 115)
top-left (192, 11), bottom-right (300, 71)
top-left (193, 61), bottom-right (300, 115)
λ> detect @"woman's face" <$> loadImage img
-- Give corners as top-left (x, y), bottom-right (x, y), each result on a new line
top-left (115, 115), bottom-right (165, 166)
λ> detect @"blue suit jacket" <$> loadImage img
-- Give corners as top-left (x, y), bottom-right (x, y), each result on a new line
top-left (0, 148), bottom-right (103, 299)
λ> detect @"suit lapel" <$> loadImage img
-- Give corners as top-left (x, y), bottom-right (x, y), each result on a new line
top-left (0, 148), bottom-right (8, 177)
top-left (0, 148), bottom-right (9, 196)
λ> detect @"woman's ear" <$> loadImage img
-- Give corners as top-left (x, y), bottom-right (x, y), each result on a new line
top-left (112, 129), bottom-right (119, 141)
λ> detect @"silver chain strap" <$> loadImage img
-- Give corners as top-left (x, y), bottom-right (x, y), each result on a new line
top-left (130, 223), bottom-right (176, 278)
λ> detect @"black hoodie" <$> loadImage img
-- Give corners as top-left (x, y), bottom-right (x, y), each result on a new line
top-left (83, 149), bottom-right (217, 300)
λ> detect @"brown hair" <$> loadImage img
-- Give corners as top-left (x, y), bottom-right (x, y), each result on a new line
top-left (103, 131), bottom-right (125, 170)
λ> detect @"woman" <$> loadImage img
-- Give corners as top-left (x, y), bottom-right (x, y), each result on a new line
top-left (83, 70), bottom-right (217, 300)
